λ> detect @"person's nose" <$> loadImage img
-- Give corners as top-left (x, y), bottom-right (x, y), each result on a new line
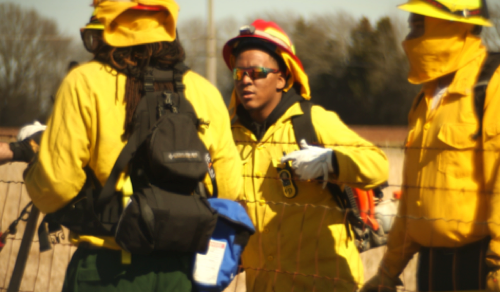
top-left (241, 71), bottom-right (253, 84)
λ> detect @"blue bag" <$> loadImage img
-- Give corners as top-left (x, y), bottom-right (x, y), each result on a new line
top-left (192, 198), bottom-right (255, 292)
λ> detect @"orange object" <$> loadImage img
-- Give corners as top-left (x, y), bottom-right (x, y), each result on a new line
top-left (393, 190), bottom-right (402, 200)
top-left (353, 188), bottom-right (380, 231)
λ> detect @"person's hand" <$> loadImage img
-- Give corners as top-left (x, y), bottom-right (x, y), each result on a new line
top-left (360, 270), bottom-right (403, 292)
top-left (17, 121), bottom-right (46, 142)
top-left (281, 139), bottom-right (333, 188)
top-left (8, 121), bottom-right (46, 163)
top-left (487, 269), bottom-right (500, 291)
top-left (486, 253), bottom-right (500, 291)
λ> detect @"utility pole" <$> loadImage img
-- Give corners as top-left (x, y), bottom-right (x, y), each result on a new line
top-left (206, 0), bottom-right (217, 86)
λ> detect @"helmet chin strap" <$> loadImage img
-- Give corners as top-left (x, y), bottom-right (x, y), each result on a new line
top-left (472, 25), bottom-right (483, 36)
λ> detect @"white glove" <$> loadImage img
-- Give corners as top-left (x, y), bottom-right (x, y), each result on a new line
top-left (281, 139), bottom-right (334, 189)
top-left (17, 121), bottom-right (46, 141)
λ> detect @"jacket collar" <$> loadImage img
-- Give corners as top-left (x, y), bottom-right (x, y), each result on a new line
top-left (422, 49), bottom-right (487, 98)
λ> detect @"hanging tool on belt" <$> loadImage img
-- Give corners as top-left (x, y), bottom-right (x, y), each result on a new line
top-left (0, 202), bottom-right (33, 252)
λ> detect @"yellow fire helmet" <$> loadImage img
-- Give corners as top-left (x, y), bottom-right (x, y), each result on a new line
top-left (398, 0), bottom-right (493, 27)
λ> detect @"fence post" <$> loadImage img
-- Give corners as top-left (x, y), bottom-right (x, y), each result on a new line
top-left (7, 205), bottom-right (40, 292)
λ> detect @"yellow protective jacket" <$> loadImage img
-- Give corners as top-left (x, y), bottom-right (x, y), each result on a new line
top-left (24, 60), bottom-right (242, 249)
top-left (231, 102), bottom-right (388, 292)
top-left (381, 48), bottom-right (500, 277)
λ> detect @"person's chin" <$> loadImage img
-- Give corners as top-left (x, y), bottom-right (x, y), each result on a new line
top-left (240, 99), bottom-right (260, 111)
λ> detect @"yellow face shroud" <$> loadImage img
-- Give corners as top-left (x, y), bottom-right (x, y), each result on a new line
top-left (402, 16), bottom-right (485, 84)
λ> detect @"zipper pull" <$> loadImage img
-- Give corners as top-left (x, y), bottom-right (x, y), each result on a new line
top-left (162, 91), bottom-right (178, 113)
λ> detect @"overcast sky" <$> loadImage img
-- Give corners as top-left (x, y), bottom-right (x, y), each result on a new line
top-left (4, 0), bottom-right (408, 41)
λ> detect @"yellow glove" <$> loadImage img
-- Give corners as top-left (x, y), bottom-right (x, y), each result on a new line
top-left (360, 269), bottom-right (403, 292)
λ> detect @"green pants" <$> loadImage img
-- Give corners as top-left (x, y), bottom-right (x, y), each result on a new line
top-left (62, 247), bottom-right (193, 292)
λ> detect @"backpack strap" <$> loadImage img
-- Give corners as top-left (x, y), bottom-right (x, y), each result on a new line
top-left (292, 101), bottom-right (318, 146)
top-left (291, 101), bottom-right (363, 240)
top-left (38, 165), bottom-right (103, 251)
top-left (171, 63), bottom-right (219, 198)
top-left (473, 52), bottom-right (500, 139)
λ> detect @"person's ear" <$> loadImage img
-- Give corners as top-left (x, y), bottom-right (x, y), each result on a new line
top-left (276, 72), bottom-right (286, 92)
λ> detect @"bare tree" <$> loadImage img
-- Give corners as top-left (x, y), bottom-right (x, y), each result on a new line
top-left (0, 3), bottom-right (72, 126)
top-left (178, 17), bottom-right (207, 75)
top-left (178, 16), bottom-right (240, 104)
top-left (482, 0), bottom-right (500, 51)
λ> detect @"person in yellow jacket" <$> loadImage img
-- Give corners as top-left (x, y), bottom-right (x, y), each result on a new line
top-left (24, 0), bottom-right (242, 291)
top-left (222, 19), bottom-right (389, 292)
top-left (361, 0), bottom-right (500, 291)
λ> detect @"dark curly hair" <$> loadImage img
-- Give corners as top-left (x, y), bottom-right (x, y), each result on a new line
top-left (94, 39), bottom-right (186, 135)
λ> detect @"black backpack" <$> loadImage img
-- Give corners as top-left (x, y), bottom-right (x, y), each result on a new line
top-left (38, 62), bottom-right (218, 255)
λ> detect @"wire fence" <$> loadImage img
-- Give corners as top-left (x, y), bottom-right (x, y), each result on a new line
top-left (0, 162), bottom-right (77, 292)
top-left (0, 139), bottom-right (494, 292)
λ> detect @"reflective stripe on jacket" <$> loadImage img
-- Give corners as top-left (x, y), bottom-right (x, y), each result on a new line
top-left (231, 102), bottom-right (388, 291)
top-left (24, 60), bottom-right (242, 249)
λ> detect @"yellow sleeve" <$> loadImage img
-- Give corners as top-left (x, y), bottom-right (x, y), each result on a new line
top-left (483, 69), bottom-right (500, 267)
top-left (380, 179), bottom-right (421, 277)
top-left (183, 72), bottom-right (243, 200)
top-left (25, 70), bottom-right (92, 213)
top-left (311, 105), bottom-right (389, 189)
top-left (207, 88), bottom-right (243, 200)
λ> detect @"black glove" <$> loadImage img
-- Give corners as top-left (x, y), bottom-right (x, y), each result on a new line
top-left (9, 140), bottom-right (35, 163)
top-left (9, 131), bottom-right (43, 163)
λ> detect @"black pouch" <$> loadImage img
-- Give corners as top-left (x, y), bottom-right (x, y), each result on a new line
top-left (115, 185), bottom-right (217, 254)
top-left (148, 107), bottom-right (208, 194)
top-left (38, 167), bottom-right (121, 251)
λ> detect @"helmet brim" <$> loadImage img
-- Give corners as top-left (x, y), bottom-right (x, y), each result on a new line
top-left (222, 35), bottom-right (304, 71)
top-left (398, 1), bottom-right (493, 27)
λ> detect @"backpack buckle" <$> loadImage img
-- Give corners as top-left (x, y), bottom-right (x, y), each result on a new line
top-left (144, 75), bottom-right (155, 92)
top-left (162, 91), bottom-right (178, 113)
top-left (175, 81), bottom-right (185, 91)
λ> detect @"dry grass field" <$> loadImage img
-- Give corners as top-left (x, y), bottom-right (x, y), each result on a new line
top-left (0, 127), bottom-right (416, 292)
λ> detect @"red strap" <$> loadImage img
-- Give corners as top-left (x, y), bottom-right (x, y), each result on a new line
top-left (130, 4), bottom-right (165, 11)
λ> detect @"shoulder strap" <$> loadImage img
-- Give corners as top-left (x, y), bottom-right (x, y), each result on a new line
top-left (291, 101), bottom-right (318, 146)
top-left (473, 52), bottom-right (500, 139)
top-left (291, 100), bottom-right (363, 240)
